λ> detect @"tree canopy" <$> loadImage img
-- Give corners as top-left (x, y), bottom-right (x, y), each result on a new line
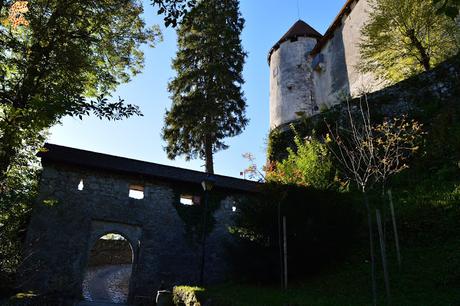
top-left (151, 0), bottom-right (196, 27)
top-left (434, 0), bottom-right (460, 18)
top-left (0, 0), bottom-right (161, 184)
top-left (162, 0), bottom-right (247, 174)
top-left (359, 0), bottom-right (459, 83)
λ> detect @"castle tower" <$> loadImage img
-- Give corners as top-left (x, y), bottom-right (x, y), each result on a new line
top-left (268, 20), bottom-right (322, 129)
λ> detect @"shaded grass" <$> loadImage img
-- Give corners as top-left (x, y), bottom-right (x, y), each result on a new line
top-left (208, 239), bottom-right (460, 306)
top-left (207, 177), bottom-right (460, 306)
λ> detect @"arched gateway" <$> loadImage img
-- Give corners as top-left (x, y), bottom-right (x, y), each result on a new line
top-left (83, 229), bottom-right (138, 304)
top-left (20, 144), bottom-right (259, 304)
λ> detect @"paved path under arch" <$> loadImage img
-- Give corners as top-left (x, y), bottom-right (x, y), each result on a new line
top-left (81, 264), bottom-right (132, 305)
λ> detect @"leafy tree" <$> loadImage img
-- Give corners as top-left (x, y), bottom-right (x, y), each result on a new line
top-left (151, 0), bottom-right (196, 27)
top-left (0, 128), bottom-right (45, 290)
top-left (326, 97), bottom-right (423, 305)
top-left (0, 0), bottom-right (161, 187)
top-left (266, 130), bottom-right (335, 190)
top-left (162, 0), bottom-right (247, 174)
top-left (434, 0), bottom-right (460, 18)
top-left (359, 0), bottom-right (459, 83)
top-left (229, 183), bottom-right (359, 283)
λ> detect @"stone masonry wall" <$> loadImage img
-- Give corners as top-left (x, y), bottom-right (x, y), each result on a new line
top-left (313, 0), bottom-right (382, 109)
top-left (87, 239), bottom-right (133, 266)
top-left (269, 54), bottom-right (460, 161)
top-left (20, 163), bottom-right (244, 303)
top-left (270, 36), bottom-right (319, 129)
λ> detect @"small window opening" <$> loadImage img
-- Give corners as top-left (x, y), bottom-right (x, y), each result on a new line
top-left (78, 179), bottom-right (84, 191)
top-left (232, 206), bottom-right (237, 212)
top-left (180, 194), bottom-right (201, 206)
top-left (129, 184), bottom-right (144, 200)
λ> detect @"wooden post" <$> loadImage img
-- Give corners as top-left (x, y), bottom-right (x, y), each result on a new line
top-left (278, 202), bottom-right (283, 289)
top-left (283, 216), bottom-right (288, 290)
top-left (376, 209), bottom-right (391, 304)
top-left (364, 193), bottom-right (377, 306)
top-left (388, 189), bottom-right (401, 269)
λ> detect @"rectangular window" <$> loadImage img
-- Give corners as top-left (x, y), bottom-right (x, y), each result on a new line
top-left (180, 195), bottom-right (201, 206)
top-left (129, 184), bottom-right (144, 200)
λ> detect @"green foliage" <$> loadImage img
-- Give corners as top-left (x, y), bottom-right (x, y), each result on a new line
top-left (151, 0), bottom-right (196, 27)
top-left (172, 191), bottom-right (222, 246)
top-left (0, 0), bottom-right (161, 184)
top-left (0, 128), bottom-right (45, 294)
top-left (0, 1), bottom-right (161, 290)
top-left (229, 183), bottom-right (360, 282)
top-left (162, 0), bottom-right (247, 173)
top-left (359, 0), bottom-right (459, 83)
top-left (172, 286), bottom-right (205, 306)
top-left (208, 233), bottom-right (460, 305)
top-left (434, 0), bottom-right (460, 18)
top-left (267, 130), bottom-right (335, 190)
top-left (211, 171), bottom-right (460, 305)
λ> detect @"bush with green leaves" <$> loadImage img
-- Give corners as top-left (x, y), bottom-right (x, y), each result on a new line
top-left (228, 183), bottom-right (361, 283)
top-left (0, 129), bottom-right (45, 295)
top-left (172, 286), bottom-right (205, 306)
top-left (266, 130), bottom-right (335, 190)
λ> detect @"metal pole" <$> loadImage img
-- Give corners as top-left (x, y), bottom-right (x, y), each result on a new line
top-left (199, 189), bottom-right (209, 286)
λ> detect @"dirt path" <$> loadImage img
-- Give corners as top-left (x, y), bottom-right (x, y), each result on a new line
top-left (82, 264), bottom-right (132, 304)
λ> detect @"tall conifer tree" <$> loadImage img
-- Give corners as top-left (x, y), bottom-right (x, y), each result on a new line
top-left (163, 0), bottom-right (247, 174)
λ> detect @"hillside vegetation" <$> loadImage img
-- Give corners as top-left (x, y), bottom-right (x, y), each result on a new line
top-left (206, 56), bottom-right (460, 305)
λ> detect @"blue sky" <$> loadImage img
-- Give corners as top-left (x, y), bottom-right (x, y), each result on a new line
top-left (49, 0), bottom-right (345, 179)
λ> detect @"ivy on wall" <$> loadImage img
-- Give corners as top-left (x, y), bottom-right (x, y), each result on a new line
top-left (172, 189), bottom-right (225, 246)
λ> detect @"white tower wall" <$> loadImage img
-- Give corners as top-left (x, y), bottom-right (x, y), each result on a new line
top-left (269, 37), bottom-right (318, 129)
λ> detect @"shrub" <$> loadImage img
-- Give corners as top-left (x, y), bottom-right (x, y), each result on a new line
top-left (266, 131), bottom-right (335, 190)
top-left (172, 286), bottom-right (205, 306)
top-left (228, 183), bottom-right (361, 282)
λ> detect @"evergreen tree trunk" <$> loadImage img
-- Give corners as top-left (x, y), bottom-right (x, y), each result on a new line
top-left (204, 132), bottom-right (214, 174)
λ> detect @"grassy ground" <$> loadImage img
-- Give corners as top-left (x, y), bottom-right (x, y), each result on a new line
top-left (207, 178), bottom-right (460, 306)
top-left (208, 240), bottom-right (460, 306)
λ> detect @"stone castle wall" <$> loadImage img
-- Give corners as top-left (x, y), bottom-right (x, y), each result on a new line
top-left (87, 239), bottom-right (133, 266)
top-left (268, 54), bottom-right (460, 161)
top-left (20, 163), bottom-right (245, 303)
top-left (312, 0), bottom-right (381, 109)
top-left (271, 0), bottom-right (385, 129)
top-left (269, 36), bottom-right (319, 129)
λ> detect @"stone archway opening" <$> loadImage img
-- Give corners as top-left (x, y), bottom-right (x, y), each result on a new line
top-left (82, 233), bottom-right (134, 304)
